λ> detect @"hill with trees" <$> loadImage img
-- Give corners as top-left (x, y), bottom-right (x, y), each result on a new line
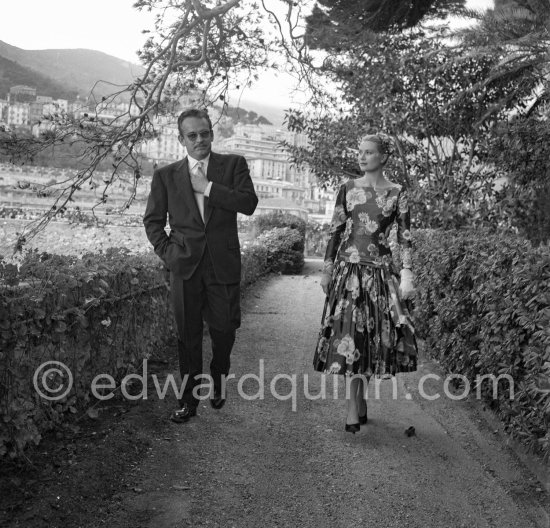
top-left (0, 55), bottom-right (77, 100)
top-left (0, 40), bottom-right (143, 99)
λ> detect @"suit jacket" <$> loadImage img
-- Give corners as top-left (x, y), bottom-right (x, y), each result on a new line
top-left (143, 152), bottom-right (258, 283)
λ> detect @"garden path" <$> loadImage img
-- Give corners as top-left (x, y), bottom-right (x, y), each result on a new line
top-left (95, 259), bottom-right (549, 528)
top-left (3, 259), bottom-right (548, 528)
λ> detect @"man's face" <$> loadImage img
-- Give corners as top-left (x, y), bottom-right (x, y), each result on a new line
top-left (178, 116), bottom-right (213, 160)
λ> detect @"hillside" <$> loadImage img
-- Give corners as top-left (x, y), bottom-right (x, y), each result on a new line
top-left (0, 55), bottom-right (77, 100)
top-left (238, 100), bottom-right (285, 127)
top-left (0, 40), bottom-right (144, 99)
top-left (0, 40), bottom-right (282, 126)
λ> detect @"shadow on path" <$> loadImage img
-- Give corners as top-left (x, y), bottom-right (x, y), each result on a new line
top-left (3, 259), bottom-right (547, 528)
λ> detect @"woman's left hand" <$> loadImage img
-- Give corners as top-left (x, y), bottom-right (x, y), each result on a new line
top-left (320, 273), bottom-right (331, 295)
top-left (399, 268), bottom-right (416, 300)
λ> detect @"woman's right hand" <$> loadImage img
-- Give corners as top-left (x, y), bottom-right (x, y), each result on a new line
top-left (320, 273), bottom-right (331, 295)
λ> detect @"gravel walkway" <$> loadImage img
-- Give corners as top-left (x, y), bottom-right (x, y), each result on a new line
top-left (93, 259), bottom-right (548, 528)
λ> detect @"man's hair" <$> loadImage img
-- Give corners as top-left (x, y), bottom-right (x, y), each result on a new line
top-left (177, 108), bottom-right (213, 136)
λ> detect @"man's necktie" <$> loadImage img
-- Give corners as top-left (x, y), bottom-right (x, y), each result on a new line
top-left (196, 161), bottom-right (205, 179)
top-left (194, 161), bottom-right (207, 221)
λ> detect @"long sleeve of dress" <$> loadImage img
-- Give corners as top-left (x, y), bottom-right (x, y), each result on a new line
top-left (324, 184), bottom-right (348, 266)
top-left (395, 188), bottom-right (413, 270)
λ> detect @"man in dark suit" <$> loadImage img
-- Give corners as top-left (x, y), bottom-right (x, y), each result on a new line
top-left (143, 108), bottom-right (258, 423)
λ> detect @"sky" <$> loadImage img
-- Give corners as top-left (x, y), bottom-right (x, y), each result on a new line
top-left (0, 0), bottom-right (494, 113)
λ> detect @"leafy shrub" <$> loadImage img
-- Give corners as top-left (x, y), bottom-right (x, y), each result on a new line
top-left (241, 244), bottom-right (268, 287)
top-left (0, 241), bottom-right (272, 459)
top-left (0, 248), bottom-right (172, 458)
top-left (256, 227), bottom-right (305, 274)
top-left (253, 211), bottom-right (307, 239)
top-left (250, 212), bottom-right (306, 274)
top-left (305, 221), bottom-right (330, 257)
top-left (413, 228), bottom-right (550, 459)
top-left (489, 117), bottom-right (550, 246)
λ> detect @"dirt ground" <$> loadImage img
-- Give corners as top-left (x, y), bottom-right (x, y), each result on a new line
top-left (1, 259), bottom-right (549, 528)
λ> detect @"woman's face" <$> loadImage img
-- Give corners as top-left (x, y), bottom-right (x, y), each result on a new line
top-left (358, 140), bottom-right (385, 172)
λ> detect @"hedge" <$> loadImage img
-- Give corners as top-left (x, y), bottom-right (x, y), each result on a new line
top-left (413, 229), bottom-right (550, 459)
top-left (0, 248), bottom-right (173, 458)
top-left (241, 244), bottom-right (269, 286)
top-left (0, 223), bottom-right (304, 459)
top-left (256, 227), bottom-right (305, 275)
top-left (253, 211), bottom-right (307, 239)
top-left (252, 212), bottom-right (306, 275)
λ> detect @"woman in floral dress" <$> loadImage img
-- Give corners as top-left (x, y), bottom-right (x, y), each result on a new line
top-left (313, 134), bottom-right (417, 433)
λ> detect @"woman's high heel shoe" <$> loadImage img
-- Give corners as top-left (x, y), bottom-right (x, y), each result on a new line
top-left (358, 402), bottom-right (368, 424)
top-left (345, 423), bottom-right (360, 434)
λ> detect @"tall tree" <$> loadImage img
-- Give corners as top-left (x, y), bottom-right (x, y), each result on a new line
top-left (453, 0), bottom-right (550, 242)
top-left (0, 0), bottom-right (304, 247)
top-left (285, 25), bottom-right (529, 228)
top-left (454, 0), bottom-right (550, 120)
top-left (304, 0), bottom-right (466, 50)
top-left (284, 0), bottom-right (550, 233)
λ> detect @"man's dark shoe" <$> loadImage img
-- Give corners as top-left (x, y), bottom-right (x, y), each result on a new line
top-left (210, 389), bottom-right (226, 410)
top-left (170, 403), bottom-right (197, 423)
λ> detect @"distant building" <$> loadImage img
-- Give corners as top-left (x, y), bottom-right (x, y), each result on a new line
top-left (254, 178), bottom-right (305, 201)
top-left (27, 97), bottom-right (70, 126)
top-left (218, 124), bottom-right (288, 172)
top-left (42, 99), bottom-right (68, 116)
top-left (217, 123), bottom-right (328, 215)
top-left (37, 97), bottom-right (68, 115)
top-left (4, 87), bottom-right (71, 129)
top-left (29, 101), bottom-right (45, 124)
top-left (142, 122), bottom-right (185, 162)
top-left (247, 157), bottom-right (287, 181)
top-left (8, 85), bottom-right (37, 103)
top-left (254, 197), bottom-right (309, 220)
top-left (0, 99), bottom-right (8, 121)
top-left (54, 99), bottom-right (69, 113)
top-left (69, 98), bottom-right (86, 116)
top-left (72, 99), bottom-right (139, 123)
top-left (7, 103), bottom-right (30, 126)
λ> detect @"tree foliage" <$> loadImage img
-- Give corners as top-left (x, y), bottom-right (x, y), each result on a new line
top-left (2, 0), bottom-right (549, 242)
top-left (304, 0), bottom-right (466, 49)
top-left (488, 118), bottom-right (550, 245)
top-left (285, 25), bottom-right (531, 229)
top-left (453, 0), bottom-right (550, 122)
top-left (283, 0), bottom-right (550, 235)
top-left (1, 0), bottom-right (285, 247)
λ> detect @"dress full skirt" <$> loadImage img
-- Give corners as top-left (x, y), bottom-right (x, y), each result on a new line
top-left (313, 260), bottom-right (417, 377)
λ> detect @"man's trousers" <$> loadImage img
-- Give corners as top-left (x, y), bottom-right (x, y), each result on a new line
top-left (170, 250), bottom-right (241, 408)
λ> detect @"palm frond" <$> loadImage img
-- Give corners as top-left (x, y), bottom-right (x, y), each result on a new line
top-left (453, 8), bottom-right (487, 21)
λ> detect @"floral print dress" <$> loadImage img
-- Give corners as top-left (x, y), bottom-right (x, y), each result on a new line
top-left (313, 180), bottom-right (417, 377)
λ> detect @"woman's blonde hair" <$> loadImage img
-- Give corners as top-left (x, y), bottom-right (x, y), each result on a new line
top-left (360, 133), bottom-right (394, 157)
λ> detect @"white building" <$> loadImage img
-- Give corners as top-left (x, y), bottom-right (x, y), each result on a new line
top-left (7, 103), bottom-right (30, 126)
top-left (43, 98), bottom-right (69, 114)
top-left (218, 123), bottom-right (325, 212)
top-left (142, 123), bottom-right (185, 162)
top-left (35, 98), bottom-right (68, 121)
top-left (248, 157), bottom-right (287, 181)
top-left (56, 99), bottom-right (69, 113)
